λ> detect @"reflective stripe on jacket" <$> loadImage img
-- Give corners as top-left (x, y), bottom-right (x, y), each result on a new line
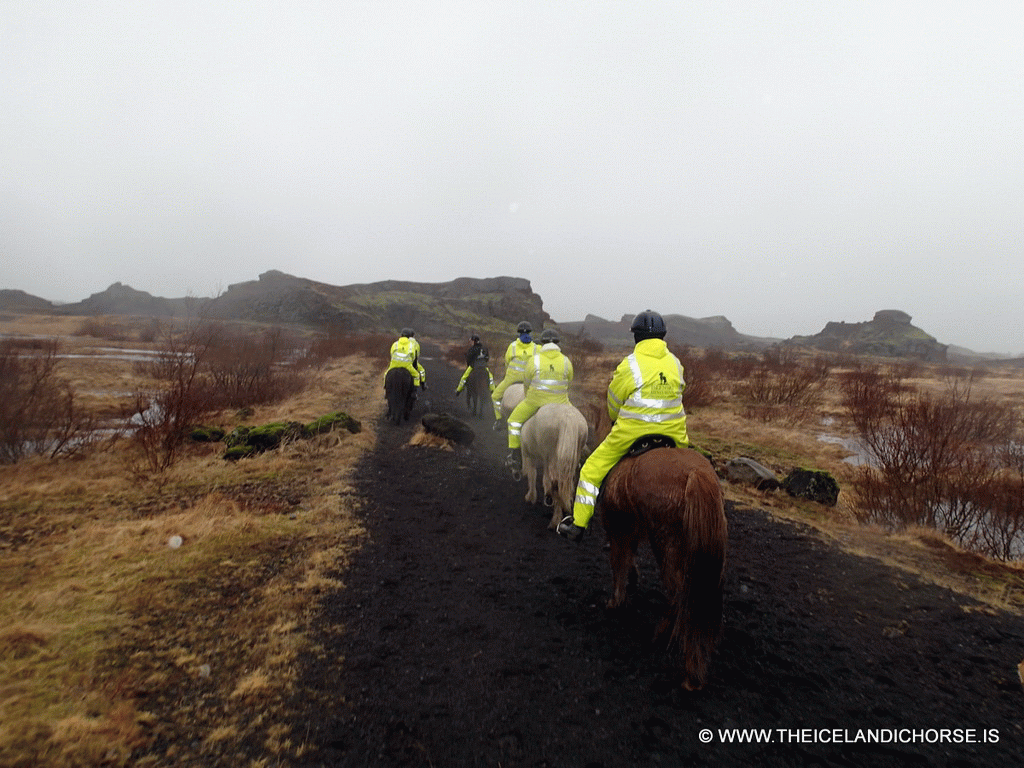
top-left (502, 338), bottom-right (537, 379)
top-left (524, 344), bottom-right (573, 399)
top-left (390, 337), bottom-right (416, 366)
top-left (607, 338), bottom-right (686, 424)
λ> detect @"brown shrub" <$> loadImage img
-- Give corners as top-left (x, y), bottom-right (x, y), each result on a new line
top-left (0, 339), bottom-right (104, 463)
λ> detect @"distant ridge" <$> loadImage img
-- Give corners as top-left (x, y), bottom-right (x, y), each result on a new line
top-left (558, 313), bottom-right (779, 352)
top-left (0, 273), bottom-right (1010, 362)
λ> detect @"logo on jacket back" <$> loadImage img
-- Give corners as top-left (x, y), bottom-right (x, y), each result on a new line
top-left (648, 371), bottom-right (676, 399)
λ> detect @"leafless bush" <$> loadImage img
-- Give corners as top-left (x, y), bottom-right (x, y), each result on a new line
top-left (126, 323), bottom-right (217, 475)
top-left (848, 372), bottom-right (1024, 560)
top-left (203, 327), bottom-right (308, 409)
top-left (74, 316), bottom-right (130, 341)
top-left (127, 322), bottom-right (317, 474)
top-left (734, 350), bottom-right (830, 422)
top-left (562, 331), bottom-right (605, 385)
top-left (0, 340), bottom-right (104, 463)
top-left (668, 345), bottom-right (718, 410)
top-left (307, 329), bottom-right (393, 363)
top-left (838, 364), bottom-right (907, 435)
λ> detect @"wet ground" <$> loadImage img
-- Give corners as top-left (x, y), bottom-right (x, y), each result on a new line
top-left (297, 354), bottom-right (1024, 767)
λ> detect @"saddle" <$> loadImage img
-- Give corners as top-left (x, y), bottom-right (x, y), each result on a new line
top-left (624, 434), bottom-right (676, 458)
top-left (596, 434), bottom-right (678, 506)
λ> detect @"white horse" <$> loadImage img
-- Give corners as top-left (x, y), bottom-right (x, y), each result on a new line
top-left (519, 402), bottom-right (589, 530)
top-left (500, 382), bottom-right (525, 420)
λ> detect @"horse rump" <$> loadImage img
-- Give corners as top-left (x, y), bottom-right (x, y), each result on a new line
top-left (519, 403), bottom-right (589, 529)
top-left (384, 367), bottom-right (415, 425)
top-left (465, 363), bottom-right (491, 418)
top-left (599, 446), bottom-right (727, 690)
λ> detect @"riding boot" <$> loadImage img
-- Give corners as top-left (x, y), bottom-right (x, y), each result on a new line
top-left (504, 450), bottom-right (521, 473)
top-left (557, 516), bottom-right (586, 542)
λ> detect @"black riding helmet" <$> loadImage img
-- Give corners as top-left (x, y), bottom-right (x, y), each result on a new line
top-left (539, 328), bottom-right (560, 344)
top-left (630, 310), bottom-right (666, 342)
top-left (400, 327), bottom-right (415, 338)
top-left (516, 321), bottom-right (532, 335)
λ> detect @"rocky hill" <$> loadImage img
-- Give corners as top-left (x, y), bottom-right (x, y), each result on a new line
top-left (559, 313), bottom-right (779, 352)
top-left (56, 282), bottom-right (194, 318)
top-left (0, 272), bottom-right (551, 341)
top-left (201, 271), bottom-right (551, 338)
top-left (785, 309), bottom-right (948, 361)
top-left (0, 289), bottom-right (55, 315)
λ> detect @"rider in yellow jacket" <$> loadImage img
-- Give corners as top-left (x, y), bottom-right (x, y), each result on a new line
top-left (558, 310), bottom-right (689, 541)
top-left (490, 321), bottom-right (537, 427)
top-left (505, 328), bottom-right (573, 472)
top-left (386, 328), bottom-right (426, 390)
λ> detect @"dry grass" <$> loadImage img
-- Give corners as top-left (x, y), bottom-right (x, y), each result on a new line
top-left (0, 314), bottom-right (384, 767)
top-left (2, 314), bottom-right (1023, 766)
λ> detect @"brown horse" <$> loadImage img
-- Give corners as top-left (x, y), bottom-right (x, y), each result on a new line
top-left (464, 362), bottom-right (491, 418)
top-left (599, 444), bottom-right (727, 691)
top-left (384, 367), bottom-right (415, 425)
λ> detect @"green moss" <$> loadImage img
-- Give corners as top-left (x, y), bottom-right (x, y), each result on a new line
top-left (222, 412), bottom-right (360, 460)
top-left (189, 425), bottom-right (226, 443)
top-left (245, 421), bottom-right (310, 450)
top-left (306, 411), bottom-right (361, 435)
top-left (223, 445), bottom-right (257, 461)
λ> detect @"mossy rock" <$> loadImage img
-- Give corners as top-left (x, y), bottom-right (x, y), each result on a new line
top-left (307, 411), bottom-right (362, 435)
top-left (223, 413), bottom-right (359, 460)
top-left (783, 468), bottom-right (840, 506)
top-left (246, 421), bottom-right (311, 451)
top-left (190, 425), bottom-right (226, 443)
top-left (224, 444), bottom-right (258, 462)
top-left (224, 426), bottom-right (252, 448)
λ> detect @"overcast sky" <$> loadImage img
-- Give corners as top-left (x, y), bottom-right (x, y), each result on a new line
top-left (3, 1), bottom-right (1022, 352)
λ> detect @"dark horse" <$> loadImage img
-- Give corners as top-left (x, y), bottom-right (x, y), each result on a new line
top-left (464, 362), bottom-right (491, 419)
top-left (599, 443), bottom-right (727, 691)
top-left (384, 368), bottom-right (415, 425)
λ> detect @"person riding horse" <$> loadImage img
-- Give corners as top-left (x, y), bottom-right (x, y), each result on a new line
top-left (505, 328), bottom-right (574, 473)
top-left (490, 321), bottom-right (537, 431)
top-left (455, 333), bottom-right (494, 397)
top-left (386, 328), bottom-right (426, 394)
top-left (558, 310), bottom-right (689, 541)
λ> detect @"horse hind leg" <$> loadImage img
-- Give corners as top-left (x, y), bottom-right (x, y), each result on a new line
top-left (523, 453), bottom-right (538, 505)
top-left (605, 514), bottom-right (639, 609)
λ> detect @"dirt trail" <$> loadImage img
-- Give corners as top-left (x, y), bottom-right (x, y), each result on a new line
top-left (298, 349), bottom-right (1024, 767)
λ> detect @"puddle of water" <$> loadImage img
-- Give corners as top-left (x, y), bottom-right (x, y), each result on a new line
top-left (817, 433), bottom-right (873, 466)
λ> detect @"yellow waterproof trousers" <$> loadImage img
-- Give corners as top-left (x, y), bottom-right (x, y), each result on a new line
top-left (491, 375), bottom-right (521, 419)
top-left (570, 419), bottom-right (688, 529)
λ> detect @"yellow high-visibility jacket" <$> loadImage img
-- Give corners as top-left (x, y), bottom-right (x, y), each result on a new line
top-left (522, 345), bottom-right (573, 405)
top-left (605, 338), bottom-right (687, 433)
top-left (570, 338), bottom-right (688, 528)
top-left (386, 336), bottom-right (423, 386)
top-left (502, 338), bottom-right (537, 383)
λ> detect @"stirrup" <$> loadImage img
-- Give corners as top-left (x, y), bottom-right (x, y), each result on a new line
top-left (557, 516), bottom-right (585, 542)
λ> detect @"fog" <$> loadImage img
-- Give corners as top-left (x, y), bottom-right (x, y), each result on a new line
top-left (3, 2), bottom-right (1022, 352)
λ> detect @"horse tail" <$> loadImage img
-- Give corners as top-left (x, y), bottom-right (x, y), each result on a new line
top-left (670, 462), bottom-right (727, 691)
top-left (551, 409), bottom-right (587, 512)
